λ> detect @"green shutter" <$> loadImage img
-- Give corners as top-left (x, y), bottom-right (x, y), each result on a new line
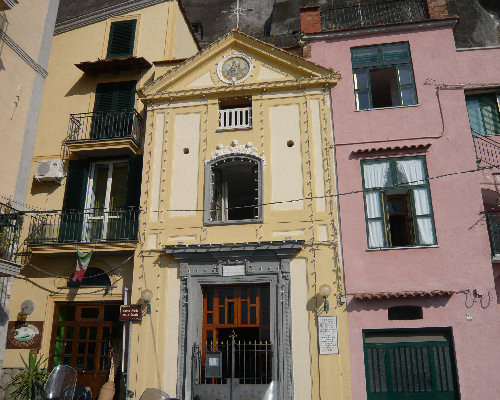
top-left (60, 160), bottom-right (90, 242)
top-left (92, 81), bottom-right (137, 139)
top-left (125, 156), bottom-right (143, 207)
top-left (107, 19), bottom-right (137, 58)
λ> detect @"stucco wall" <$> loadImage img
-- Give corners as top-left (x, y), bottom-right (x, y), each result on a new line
top-left (308, 24), bottom-right (500, 399)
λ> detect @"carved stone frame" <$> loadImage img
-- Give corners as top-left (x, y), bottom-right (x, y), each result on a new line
top-left (164, 241), bottom-right (304, 400)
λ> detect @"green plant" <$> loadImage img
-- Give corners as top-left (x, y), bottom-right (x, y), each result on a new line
top-left (5, 352), bottom-right (49, 400)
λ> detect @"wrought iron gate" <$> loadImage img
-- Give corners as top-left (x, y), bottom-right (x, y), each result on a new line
top-left (192, 339), bottom-right (275, 400)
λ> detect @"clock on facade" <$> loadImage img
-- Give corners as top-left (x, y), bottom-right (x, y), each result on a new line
top-left (217, 54), bottom-right (253, 84)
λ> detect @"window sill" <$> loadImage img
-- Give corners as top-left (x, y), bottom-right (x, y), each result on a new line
top-left (216, 126), bottom-right (253, 132)
top-left (355, 104), bottom-right (420, 112)
top-left (205, 218), bottom-right (263, 226)
top-left (366, 244), bottom-right (438, 251)
top-left (491, 255), bottom-right (500, 262)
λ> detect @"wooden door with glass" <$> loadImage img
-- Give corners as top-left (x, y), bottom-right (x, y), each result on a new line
top-left (49, 303), bottom-right (121, 398)
top-left (84, 161), bottom-right (128, 241)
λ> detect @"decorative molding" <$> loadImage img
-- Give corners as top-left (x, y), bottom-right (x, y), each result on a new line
top-left (166, 241), bottom-right (303, 400)
top-left (54, 0), bottom-right (168, 35)
top-left (0, 259), bottom-right (21, 277)
top-left (0, 30), bottom-right (48, 78)
top-left (210, 141), bottom-right (258, 160)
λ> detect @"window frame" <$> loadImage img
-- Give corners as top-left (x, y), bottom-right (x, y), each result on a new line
top-left (351, 42), bottom-right (418, 110)
top-left (465, 92), bottom-right (500, 136)
top-left (203, 154), bottom-right (263, 226)
top-left (361, 156), bottom-right (437, 249)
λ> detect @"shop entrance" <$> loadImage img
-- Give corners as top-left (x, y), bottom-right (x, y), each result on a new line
top-left (49, 302), bottom-right (122, 398)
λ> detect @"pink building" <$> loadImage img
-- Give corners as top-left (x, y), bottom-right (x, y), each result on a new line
top-left (301, 1), bottom-right (500, 399)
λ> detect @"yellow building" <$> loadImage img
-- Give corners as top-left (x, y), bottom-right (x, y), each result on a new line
top-left (131, 30), bottom-right (350, 400)
top-left (2, 0), bottom-right (198, 398)
top-left (4, 5), bottom-right (352, 400)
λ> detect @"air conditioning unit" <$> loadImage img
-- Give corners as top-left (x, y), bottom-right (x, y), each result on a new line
top-left (34, 160), bottom-right (64, 182)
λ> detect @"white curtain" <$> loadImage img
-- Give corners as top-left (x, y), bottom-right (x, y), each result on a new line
top-left (396, 159), bottom-right (434, 245)
top-left (363, 162), bottom-right (390, 247)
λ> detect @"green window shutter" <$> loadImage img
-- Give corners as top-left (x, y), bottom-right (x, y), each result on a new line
top-left (62, 160), bottom-right (90, 210)
top-left (107, 19), bottom-right (137, 58)
top-left (60, 160), bottom-right (90, 243)
top-left (125, 156), bottom-right (143, 207)
top-left (466, 94), bottom-right (500, 136)
top-left (94, 81), bottom-right (136, 112)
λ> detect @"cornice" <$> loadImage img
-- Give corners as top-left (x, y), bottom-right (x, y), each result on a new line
top-left (54, 0), bottom-right (168, 35)
top-left (141, 74), bottom-right (340, 103)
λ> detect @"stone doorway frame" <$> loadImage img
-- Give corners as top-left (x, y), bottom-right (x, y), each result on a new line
top-left (163, 240), bottom-right (304, 400)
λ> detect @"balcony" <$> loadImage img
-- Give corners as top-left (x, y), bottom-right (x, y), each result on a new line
top-left (27, 208), bottom-right (139, 254)
top-left (0, 203), bottom-right (23, 275)
top-left (64, 109), bottom-right (144, 157)
top-left (321, 0), bottom-right (427, 31)
top-left (486, 211), bottom-right (500, 260)
top-left (218, 107), bottom-right (252, 130)
top-left (472, 132), bottom-right (500, 168)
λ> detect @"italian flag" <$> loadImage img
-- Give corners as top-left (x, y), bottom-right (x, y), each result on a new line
top-left (73, 249), bottom-right (93, 282)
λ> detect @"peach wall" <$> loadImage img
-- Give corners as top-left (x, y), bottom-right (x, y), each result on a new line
top-left (308, 25), bottom-right (500, 399)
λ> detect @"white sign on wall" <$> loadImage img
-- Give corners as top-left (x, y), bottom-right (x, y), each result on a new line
top-left (318, 316), bottom-right (339, 355)
top-left (222, 264), bottom-right (246, 277)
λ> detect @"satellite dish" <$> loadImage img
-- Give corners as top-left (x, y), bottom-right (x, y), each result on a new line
top-left (20, 300), bottom-right (35, 315)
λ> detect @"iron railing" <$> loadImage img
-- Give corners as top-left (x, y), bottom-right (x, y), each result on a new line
top-left (321, 0), bottom-right (427, 31)
top-left (193, 340), bottom-right (273, 385)
top-left (486, 211), bottom-right (500, 257)
top-left (218, 107), bottom-right (252, 130)
top-left (0, 202), bottom-right (23, 262)
top-left (472, 131), bottom-right (500, 168)
top-left (27, 207), bottom-right (140, 245)
top-left (65, 109), bottom-right (144, 145)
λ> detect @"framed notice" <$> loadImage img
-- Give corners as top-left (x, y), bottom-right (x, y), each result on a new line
top-left (318, 316), bottom-right (339, 355)
top-left (120, 305), bottom-right (142, 321)
top-left (6, 321), bottom-right (43, 349)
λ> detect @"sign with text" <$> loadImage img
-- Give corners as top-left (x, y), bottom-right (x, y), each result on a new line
top-left (222, 264), bottom-right (245, 277)
top-left (318, 316), bottom-right (339, 355)
top-left (120, 305), bottom-right (142, 321)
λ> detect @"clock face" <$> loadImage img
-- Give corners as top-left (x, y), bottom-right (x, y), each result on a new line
top-left (218, 54), bottom-right (252, 84)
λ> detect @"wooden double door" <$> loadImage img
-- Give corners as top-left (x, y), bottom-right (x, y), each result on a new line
top-left (49, 302), bottom-right (122, 398)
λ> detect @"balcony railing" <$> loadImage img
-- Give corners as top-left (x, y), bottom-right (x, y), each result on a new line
top-left (321, 0), bottom-right (427, 31)
top-left (472, 132), bottom-right (500, 168)
top-left (27, 207), bottom-right (140, 245)
top-left (218, 107), bottom-right (252, 130)
top-left (65, 109), bottom-right (144, 145)
top-left (0, 203), bottom-right (23, 262)
top-left (486, 211), bottom-right (500, 257)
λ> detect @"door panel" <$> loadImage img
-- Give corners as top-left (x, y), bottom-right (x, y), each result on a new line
top-left (364, 335), bottom-right (459, 400)
top-left (50, 303), bottom-right (121, 399)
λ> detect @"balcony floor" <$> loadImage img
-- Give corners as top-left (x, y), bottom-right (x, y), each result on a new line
top-left (28, 241), bottom-right (137, 256)
top-left (65, 138), bottom-right (141, 157)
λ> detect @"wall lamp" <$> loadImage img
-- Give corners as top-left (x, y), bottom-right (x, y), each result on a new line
top-left (140, 289), bottom-right (153, 314)
top-left (319, 284), bottom-right (332, 313)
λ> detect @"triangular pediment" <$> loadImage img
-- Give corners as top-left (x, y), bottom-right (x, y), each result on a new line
top-left (139, 31), bottom-right (339, 101)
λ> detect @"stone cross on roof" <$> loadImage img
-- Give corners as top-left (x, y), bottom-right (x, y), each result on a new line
top-left (221, 0), bottom-right (253, 30)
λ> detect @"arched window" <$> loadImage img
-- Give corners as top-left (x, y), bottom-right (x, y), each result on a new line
top-left (204, 155), bottom-right (263, 225)
top-left (67, 267), bottom-right (111, 287)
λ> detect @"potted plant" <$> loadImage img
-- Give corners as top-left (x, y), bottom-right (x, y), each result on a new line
top-left (5, 351), bottom-right (49, 400)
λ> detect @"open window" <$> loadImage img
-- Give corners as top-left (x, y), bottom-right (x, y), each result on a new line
top-left (351, 42), bottom-right (417, 110)
top-left (204, 155), bottom-right (263, 225)
top-left (218, 97), bottom-right (252, 130)
top-left (361, 156), bottom-right (436, 248)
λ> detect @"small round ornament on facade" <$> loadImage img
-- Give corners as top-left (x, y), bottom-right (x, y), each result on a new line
top-left (217, 54), bottom-right (253, 84)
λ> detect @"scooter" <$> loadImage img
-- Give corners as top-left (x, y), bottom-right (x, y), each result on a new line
top-left (35, 365), bottom-right (92, 400)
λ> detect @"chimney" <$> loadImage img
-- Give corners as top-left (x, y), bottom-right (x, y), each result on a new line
top-left (425, 0), bottom-right (450, 19)
top-left (299, 5), bottom-right (321, 34)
